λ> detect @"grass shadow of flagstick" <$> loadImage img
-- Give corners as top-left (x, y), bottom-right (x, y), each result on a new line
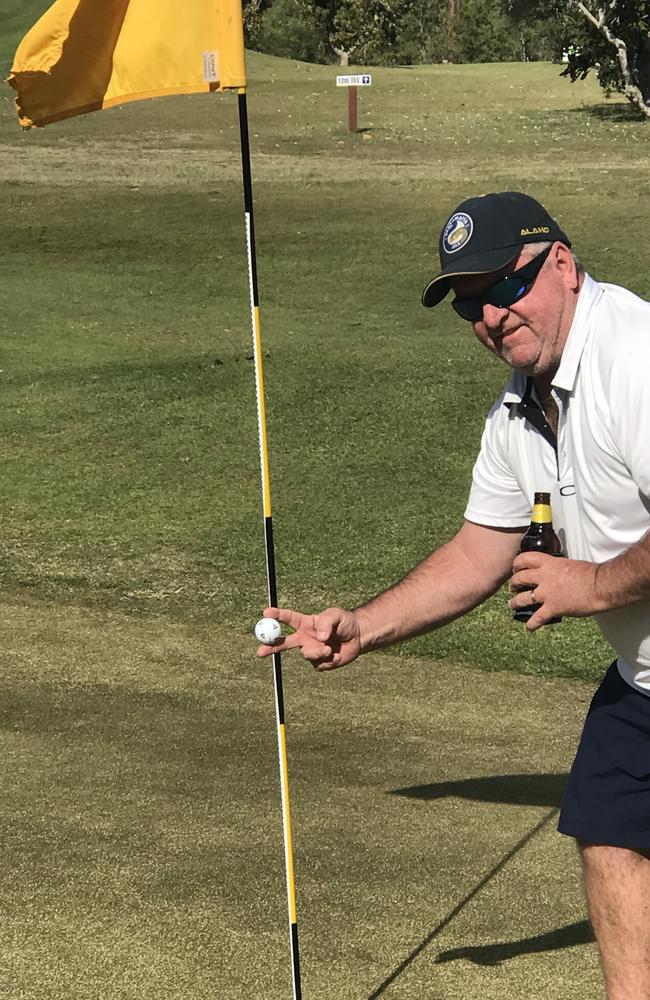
top-left (366, 807), bottom-right (559, 1000)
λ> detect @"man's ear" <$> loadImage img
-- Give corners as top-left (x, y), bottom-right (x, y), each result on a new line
top-left (554, 241), bottom-right (580, 292)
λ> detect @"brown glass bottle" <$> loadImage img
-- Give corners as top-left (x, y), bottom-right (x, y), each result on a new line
top-left (513, 491), bottom-right (562, 624)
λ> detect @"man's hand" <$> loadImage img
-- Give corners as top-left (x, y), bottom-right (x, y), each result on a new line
top-left (508, 552), bottom-right (604, 631)
top-left (256, 606), bottom-right (362, 671)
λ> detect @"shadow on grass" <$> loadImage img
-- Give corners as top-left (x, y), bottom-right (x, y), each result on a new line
top-left (391, 772), bottom-right (568, 808)
top-left (368, 788), bottom-right (568, 1000)
top-left (571, 102), bottom-right (644, 122)
top-left (435, 919), bottom-right (594, 967)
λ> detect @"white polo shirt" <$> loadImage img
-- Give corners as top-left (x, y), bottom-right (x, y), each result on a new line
top-left (464, 274), bottom-right (650, 693)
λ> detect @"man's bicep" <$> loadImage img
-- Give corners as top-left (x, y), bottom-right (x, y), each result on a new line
top-left (455, 519), bottom-right (526, 589)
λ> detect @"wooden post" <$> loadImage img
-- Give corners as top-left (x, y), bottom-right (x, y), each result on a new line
top-left (348, 85), bottom-right (357, 133)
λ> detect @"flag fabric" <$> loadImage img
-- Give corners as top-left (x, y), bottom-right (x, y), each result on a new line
top-left (8, 0), bottom-right (247, 128)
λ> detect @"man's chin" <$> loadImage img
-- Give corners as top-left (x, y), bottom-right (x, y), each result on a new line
top-left (500, 348), bottom-right (538, 373)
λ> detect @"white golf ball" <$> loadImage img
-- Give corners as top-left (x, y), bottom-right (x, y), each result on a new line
top-left (255, 617), bottom-right (282, 645)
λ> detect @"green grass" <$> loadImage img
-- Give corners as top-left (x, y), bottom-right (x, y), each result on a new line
top-left (0, 596), bottom-right (602, 999)
top-left (0, 16), bottom-right (645, 996)
top-left (1, 40), bottom-right (640, 679)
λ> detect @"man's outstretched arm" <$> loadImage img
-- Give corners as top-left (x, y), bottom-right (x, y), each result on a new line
top-left (257, 520), bottom-right (524, 671)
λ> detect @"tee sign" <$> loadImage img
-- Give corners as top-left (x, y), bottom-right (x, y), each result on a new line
top-left (336, 74), bottom-right (372, 86)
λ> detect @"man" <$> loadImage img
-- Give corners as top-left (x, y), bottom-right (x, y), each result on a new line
top-left (257, 191), bottom-right (650, 999)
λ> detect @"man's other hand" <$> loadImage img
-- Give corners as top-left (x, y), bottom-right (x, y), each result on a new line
top-left (508, 552), bottom-right (602, 630)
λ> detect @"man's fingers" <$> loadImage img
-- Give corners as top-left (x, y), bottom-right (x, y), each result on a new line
top-left (509, 571), bottom-right (538, 593)
top-left (512, 552), bottom-right (548, 572)
top-left (310, 654), bottom-right (342, 672)
top-left (256, 632), bottom-right (306, 658)
top-left (301, 640), bottom-right (333, 661)
top-left (257, 636), bottom-right (333, 661)
top-left (509, 589), bottom-right (539, 610)
top-left (526, 608), bottom-right (549, 632)
top-left (256, 606), bottom-right (355, 668)
top-left (314, 607), bottom-right (347, 642)
top-left (264, 606), bottom-right (307, 630)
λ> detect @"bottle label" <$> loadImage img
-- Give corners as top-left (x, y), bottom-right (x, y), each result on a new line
top-left (531, 503), bottom-right (552, 524)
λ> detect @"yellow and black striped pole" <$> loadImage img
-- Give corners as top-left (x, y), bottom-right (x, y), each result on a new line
top-left (237, 90), bottom-right (302, 1000)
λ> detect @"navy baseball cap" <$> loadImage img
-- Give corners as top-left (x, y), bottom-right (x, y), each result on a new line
top-left (421, 192), bottom-right (572, 308)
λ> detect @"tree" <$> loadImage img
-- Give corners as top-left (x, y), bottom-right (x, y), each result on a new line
top-left (502, 0), bottom-right (569, 62)
top-left (252, 0), bottom-right (331, 62)
top-left (243, 0), bottom-right (272, 46)
top-left (330, 0), bottom-right (407, 65)
top-left (456, 0), bottom-right (520, 62)
top-left (563, 1), bottom-right (650, 118)
top-left (244, 0), bottom-right (572, 66)
top-left (508, 0), bottom-right (650, 117)
top-left (250, 0), bottom-right (414, 66)
top-left (392, 0), bottom-right (450, 64)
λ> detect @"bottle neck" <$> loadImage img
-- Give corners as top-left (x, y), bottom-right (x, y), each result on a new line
top-left (531, 503), bottom-right (552, 524)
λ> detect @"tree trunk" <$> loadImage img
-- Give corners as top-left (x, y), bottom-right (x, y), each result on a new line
top-left (573, 1), bottom-right (650, 118)
top-left (448, 0), bottom-right (460, 19)
top-left (243, 0), bottom-right (265, 33)
top-left (636, 34), bottom-right (650, 107)
top-left (333, 46), bottom-right (355, 66)
top-left (603, 23), bottom-right (650, 116)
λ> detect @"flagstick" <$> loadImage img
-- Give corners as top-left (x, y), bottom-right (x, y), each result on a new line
top-left (237, 89), bottom-right (303, 1000)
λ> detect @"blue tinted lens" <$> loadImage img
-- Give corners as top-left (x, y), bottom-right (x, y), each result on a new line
top-left (451, 246), bottom-right (552, 322)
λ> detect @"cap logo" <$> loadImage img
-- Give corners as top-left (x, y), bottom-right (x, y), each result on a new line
top-left (521, 226), bottom-right (550, 236)
top-left (443, 213), bottom-right (473, 254)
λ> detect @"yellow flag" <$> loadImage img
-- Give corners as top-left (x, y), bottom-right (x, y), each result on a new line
top-left (8, 0), bottom-right (247, 128)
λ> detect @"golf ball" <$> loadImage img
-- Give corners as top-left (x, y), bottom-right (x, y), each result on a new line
top-left (255, 617), bottom-right (282, 645)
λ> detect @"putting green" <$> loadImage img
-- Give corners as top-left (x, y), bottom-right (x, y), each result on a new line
top-left (0, 596), bottom-right (603, 998)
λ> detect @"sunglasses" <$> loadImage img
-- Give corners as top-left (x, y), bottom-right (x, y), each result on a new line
top-left (451, 245), bottom-right (552, 322)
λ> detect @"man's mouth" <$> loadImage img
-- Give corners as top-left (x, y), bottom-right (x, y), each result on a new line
top-left (492, 324), bottom-right (522, 344)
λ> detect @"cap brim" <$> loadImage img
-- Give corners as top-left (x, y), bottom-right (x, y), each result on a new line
top-left (421, 247), bottom-right (520, 308)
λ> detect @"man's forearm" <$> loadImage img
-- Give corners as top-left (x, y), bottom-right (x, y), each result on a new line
top-left (354, 522), bottom-right (522, 652)
top-left (596, 529), bottom-right (650, 610)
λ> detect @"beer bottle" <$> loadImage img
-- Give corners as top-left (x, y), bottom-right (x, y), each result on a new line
top-left (513, 491), bottom-right (562, 624)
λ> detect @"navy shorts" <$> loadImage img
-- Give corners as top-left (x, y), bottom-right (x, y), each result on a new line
top-left (558, 660), bottom-right (650, 849)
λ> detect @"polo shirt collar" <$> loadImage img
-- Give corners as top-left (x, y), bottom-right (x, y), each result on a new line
top-left (501, 273), bottom-right (602, 404)
top-left (503, 373), bottom-right (528, 406)
top-left (552, 274), bottom-right (602, 392)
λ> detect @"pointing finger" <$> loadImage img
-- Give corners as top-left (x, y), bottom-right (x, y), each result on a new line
top-left (257, 637), bottom-right (332, 661)
top-left (264, 606), bottom-right (306, 630)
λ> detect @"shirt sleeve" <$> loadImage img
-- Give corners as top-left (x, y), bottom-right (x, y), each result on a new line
top-left (464, 399), bottom-right (531, 527)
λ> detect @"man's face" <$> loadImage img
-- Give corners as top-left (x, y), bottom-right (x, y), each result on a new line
top-left (450, 243), bottom-right (577, 378)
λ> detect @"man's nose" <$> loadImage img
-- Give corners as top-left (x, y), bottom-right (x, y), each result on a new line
top-left (481, 302), bottom-right (510, 329)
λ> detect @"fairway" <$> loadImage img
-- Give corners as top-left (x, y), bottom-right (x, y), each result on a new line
top-left (0, 14), bottom-right (646, 997)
